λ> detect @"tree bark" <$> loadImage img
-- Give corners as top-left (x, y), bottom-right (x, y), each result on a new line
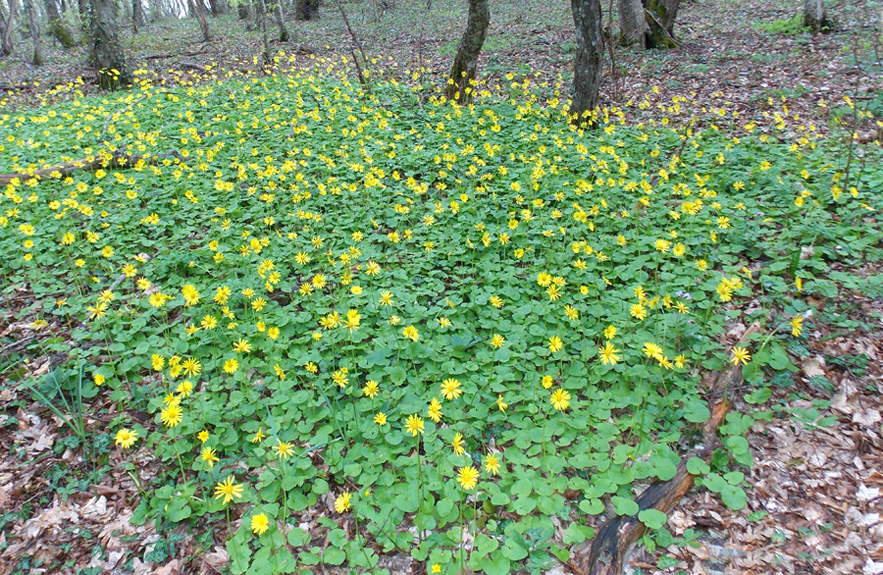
top-left (44, 0), bottom-right (77, 47)
top-left (271, 0), bottom-right (288, 41)
top-left (237, 0), bottom-right (249, 19)
top-left (88, 0), bottom-right (132, 89)
top-left (803, 0), bottom-right (828, 32)
top-left (643, 0), bottom-right (679, 49)
top-left (1, 0), bottom-right (15, 56)
top-left (132, 0), bottom-right (143, 32)
top-left (190, 0), bottom-right (210, 40)
top-left (444, 0), bottom-right (489, 104)
top-left (570, 0), bottom-right (603, 125)
top-left (25, 0), bottom-right (40, 64)
top-left (617, 0), bottom-right (645, 46)
top-left (254, 0), bottom-right (270, 62)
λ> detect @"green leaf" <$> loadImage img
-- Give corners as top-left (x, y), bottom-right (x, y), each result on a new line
top-left (721, 484), bottom-right (747, 510)
top-left (638, 509), bottom-right (667, 530)
top-left (686, 457), bottom-right (710, 475)
top-left (611, 496), bottom-right (639, 516)
top-left (682, 399), bottom-right (710, 423)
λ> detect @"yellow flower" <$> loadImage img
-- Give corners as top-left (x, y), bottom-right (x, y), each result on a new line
top-left (233, 338), bottom-right (252, 353)
top-left (378, 290), bottom-right (394, 306)
top-left (374, 412), bottom-right (387, 426)
top-left (251, 513), bottom-right (270, 535)
top-left (272, 439), bottom-right (295, 459)
top-left (363, 380), bottom-right (380, 398)
top-left (598, 342), bottom-right (620, 365)
top-left (730, 346), bottom-right (751, 366)
top-left (484, 453), bottom-right (501, 476)
top-left (427, 398), bottom-right (443, 423)
top-left (451, 432), bottom-right (465, 456)
top-left (223, 358), bottom-right (239, 374)
top-left (496, 395), bottom-right (508, 412)
top-left (489, 334), bottom-right (505, 348)
top-left (790, 316), bottom-right (803, 337)
top-left (251, 428), bottom-right (267, 443)
top-left (441, 378), bottom-right (462, 401)
top-left (402, 325), bottom-right (419, 342)
top-left (334, 492), bottom-right (352, 513)
top-left (550, 388), bottom-right (571, 411)
top-left (213, 476), bottom-right (244, 505)
top-left (456, 466), bottom-right (479, 490)
top-left (93, 373), bottom-right (105, 386)
top-left (198, 430), bottom-right (210, 443)
top-left (604, 325), bottom-right (616, 339)
top-left (548, 336), bottom-right (563, 353)
top-left (114, 428), bottom-right (138, 448)
top-left (182, 357), bottom-right (201, 377)
top-left (405, 414), bottom-right (424, 436)
top-left (201, 447), bottom-right (219, 468)
top-left (160, 403), bottom-right (183, 427)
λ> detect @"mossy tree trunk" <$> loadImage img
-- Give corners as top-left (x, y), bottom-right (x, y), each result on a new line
top-left (444, 0), bottom-right (489, 104)
top-left (271, 0), bottom-right (288, 41)
top-left (254, 0), bottom-right (270, 62)
top-left (88, 0), bottom-right (132, 89)
top-left (570, 0), bottom-right (603, 126)
top-left (131, 0), bottom-right (143, 32)
top-left (25, 0), bottom-right (41, 64)
top-left (45, 0), bottom-right (77, 47)
top-left (237, 0), bottom-right (249, 20)
top-left (643, 0), bottom-right (679, 49)
top-left (617, 0), bottom-right (646, 46)
top-left (803, 0), bottom-right (829, 32)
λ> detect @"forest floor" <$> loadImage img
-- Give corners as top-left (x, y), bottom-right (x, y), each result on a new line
top-left (1, 0), bottom-right (883, 574)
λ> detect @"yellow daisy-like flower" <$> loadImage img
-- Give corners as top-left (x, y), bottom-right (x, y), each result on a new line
top-left (440, 378), bottom-right (462, 401)
top-left (251, 513), bottom-right (270, 535)
top-left (404, 414), bottom-right (424, 436)
top-left (272, 439), bottom-right (295, 459)
top-left (251, 428), bottom-right (267, 443)
top-left (598, 342), bottom-right (620, 365)
top-left (456, 466), bottom-right (479, 490)
top-left (334, 492), bottom-right (352, 513)
top-left (427, 398), bottom-right (443, 423)
top-left (451, 432), bottom-right (465, 456)
top-left (484, 453), bottom-right (501, 476)
top-left (114, 428), bottom-right (138, 449)
top-left (198, 430), bottom-right (210, 443)
top-left (790, 316), bottom-right (803, 337)
top-left (214, 476), bottom-right (244, 505)
top-left (550, 388), bottom-right (571, 411)
top-left (160, 403), bottom-right (183, 427)
top-left (223, 358), bottom-right (239, 374)
top-left (548, 336), bottom-right (563, 353)
top-left (730, 346), bottom-right (751, 366)
top-left (201, 447), bottom-right (219, 468)
top-left (402, 325), bottom-right (419, 342)
top-left (363, 380), bottom-right (380, 398)
top-left (489, 334), bottom-right (506, 349)
top-left (374, 412), bottom-right (388, 426)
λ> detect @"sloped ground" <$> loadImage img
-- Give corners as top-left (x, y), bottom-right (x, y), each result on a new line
top-left (1, 1), bottom-right (882, 574)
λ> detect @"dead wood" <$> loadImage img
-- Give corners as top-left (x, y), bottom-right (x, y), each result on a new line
top-left (569, 322), bottom-right (761, 575)
top-left (0, 151), bottom-right (182, 186)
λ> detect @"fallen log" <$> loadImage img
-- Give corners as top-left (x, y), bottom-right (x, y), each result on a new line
top-left (0, 150), bottom-right (181, 186)
top-left (569, 322), bottom-right (762, 575)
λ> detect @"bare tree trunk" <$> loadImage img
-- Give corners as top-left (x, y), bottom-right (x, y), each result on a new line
top-left (25, 0), bottom-right (41, 64)
top-left (617, 0), bottom-right (645, 46)
top-left (189, 0), bottom-right (209, 40)
top-left (88, 0), bottom-right (132, 88)
top-left (570, 0), bottom-right (603, 125)
top-left (444, 0), bottom-right (489, 103)
top-left (1, 0), bottom-right (15, 56)
top-left (643, 0), bottom-right (679, 48)
top-left (131, 0), bottom-right (143, 31)
top-left (803, 0), bottom-right (828, 32)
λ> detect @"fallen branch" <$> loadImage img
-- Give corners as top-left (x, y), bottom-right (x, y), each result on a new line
top-left (0, 151), bottom-right (182, 186)
top-left (569, 322), bottom-right (761, 575)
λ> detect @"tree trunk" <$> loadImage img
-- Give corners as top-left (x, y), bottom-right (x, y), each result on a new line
top-left (88, 0), bottom-right (132, 89)
top-left (444, 0), bottom-right (489, 104)
top-left (25, 0), bottom-right (41, 64)
top-left (1, 0), bottom-right (15, 56)
top-left (617, 0), bottom-right (645, 46)
top-left (255, 0), bottom-right (270, 62)
top-left (643, 0), bottom-right (679, 49)
top-left (803, 0), bottom-right (828, 32)
top-left (272, 0), bottom-right (288, 41)
top-left (189, 0), bottom-right (209, 40)
top-left (570, 0), bottom-right (603, 126)
top-left (295, 0), bottom-right (318, 20)
top-left (132, 0), bottom-right (143, 31)
top-left (44, 0), bottom-right (77, 47)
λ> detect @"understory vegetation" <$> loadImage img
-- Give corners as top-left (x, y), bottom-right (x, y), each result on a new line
top-left (1, 58), bottom-right (882, 574)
